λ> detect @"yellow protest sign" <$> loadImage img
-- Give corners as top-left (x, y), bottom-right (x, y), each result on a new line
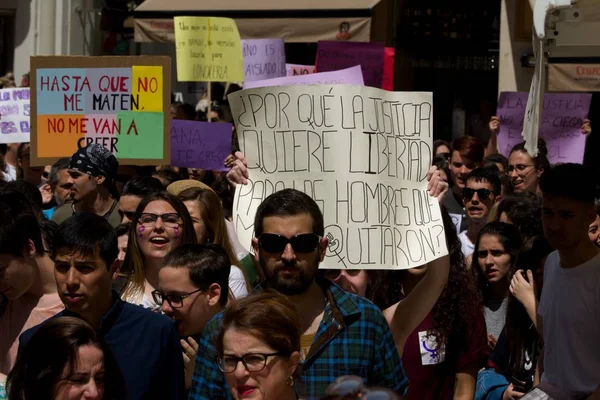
top-left (132, 66), bottom-right (163, 112)
top-left (174, 17), bottom-right (244, 82)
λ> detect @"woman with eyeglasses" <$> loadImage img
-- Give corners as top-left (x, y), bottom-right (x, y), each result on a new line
top-left (472, 222), bottom-right (522, 352)
top-left (120, 192), bottom-right (197, 310)
top-left (506, 139), bottom-right (550, 194)
top-left (217, 291), bottom-right (301, 400)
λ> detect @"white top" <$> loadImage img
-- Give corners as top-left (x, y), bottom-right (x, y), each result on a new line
top-left (458, 230), bottom-right (475, 258)
top-left (229, 265), bottom-right (248, 299)
top-left (538, 250), bottom-right (600, 396)
top-left (3, 165), bottom-right (15, 182)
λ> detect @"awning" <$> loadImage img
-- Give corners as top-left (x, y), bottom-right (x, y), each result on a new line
top-left (548, 63), bottom-right (600, 91)
top-left (134, 0), bottom-right (382, 43)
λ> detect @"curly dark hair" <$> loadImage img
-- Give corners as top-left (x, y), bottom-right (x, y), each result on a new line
top-left (494, 192), bottom-right (544, 238)
top-left (366, 207), bottom-right (481, 352)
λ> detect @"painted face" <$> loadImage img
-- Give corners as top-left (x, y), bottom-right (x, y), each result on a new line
top-left (508, 151), bottom-right (539, 193)
top-left (588, 214), bottom-right (600, 248)
top-left (0, 254), bottom-right (36, 300)
top-left (157, 266), bottom-right (216, 337)
top-left (119, 195), bottom-right (142, 224)
top-left (323, 269), bottom-right (368, 297)
top-left (450, 151), bottom-right (478, 190)
top-left (252, 214), bottom-right (327, 296)
top-left (476, 234), bottom-right (511, 284)
top-left (117, 234), bottom-right (128, 263)
top-left (66, 170), bottom-right (98, 203)
top-left (222, 329), bottom-right (298, 400)
top-left (136, 200), bottom-right (183, 261)
top-left (542, 195), bottom-right (596, 251)
top-left (54, 251), bottom-right (116, 320)
top-left (184, 200), bottom-right (209, 243)
top-left (463, 179), bottom-right (498, 223)
top-left (54, 345), bottom-right (105, 400)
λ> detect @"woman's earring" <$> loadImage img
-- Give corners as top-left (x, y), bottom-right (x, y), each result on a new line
top-left (286, 376), bottom-right (294, 387)
top-left (173, 226), bottom-right (180, 239)
top-left (138, 226), bottom-right (145, 238)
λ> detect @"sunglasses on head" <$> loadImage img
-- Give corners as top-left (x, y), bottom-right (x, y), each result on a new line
top-left (258, 233), bottom-right (321, 253)
top-left (462, 188), bottom-right (493, 201)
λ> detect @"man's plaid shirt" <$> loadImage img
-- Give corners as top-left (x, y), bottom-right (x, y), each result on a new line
top-left (188, 277), bottom-right (408, 400)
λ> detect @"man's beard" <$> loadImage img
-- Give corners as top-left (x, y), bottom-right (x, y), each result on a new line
top-left (259, 254), bottom-right (318, 296)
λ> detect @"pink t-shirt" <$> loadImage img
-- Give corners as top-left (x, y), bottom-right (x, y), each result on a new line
top-left (0, 293), bottom-right (64, 374)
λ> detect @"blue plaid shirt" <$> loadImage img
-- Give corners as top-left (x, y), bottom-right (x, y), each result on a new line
top-left (188, 278), bottom-right (408, 400)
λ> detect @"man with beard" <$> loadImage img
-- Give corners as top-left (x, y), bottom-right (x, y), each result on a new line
top-left (458, 167), bottom-right (502, 258)
top-left (52, 144), bottom-right (121, 228)
top-left (444, 136), bottom-right (485, 233)
top-left (537, 164), bottom-right (600, 398)
top-left (188, 189), bottom-right (409, 399)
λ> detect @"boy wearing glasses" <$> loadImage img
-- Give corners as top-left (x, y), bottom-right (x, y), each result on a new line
top-left (19, 213), bottom-right (186, 400)
top-left (459, 167), bottom-right (502, 258)
top-left (154, 243), bottom-right (231, 389)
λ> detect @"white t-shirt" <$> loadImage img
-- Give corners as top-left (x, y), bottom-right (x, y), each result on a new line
top-left (538, 250), bottom-right (600, 396)
top-left (229, 265), bottom-right (248, 299)
top-left (3, 164), bottom-right (15, 182)
top-left (458, 230), bottom-right (475, 258)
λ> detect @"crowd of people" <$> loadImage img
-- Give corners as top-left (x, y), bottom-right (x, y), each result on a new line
top-left (0, 104), bottom-right (599, 400)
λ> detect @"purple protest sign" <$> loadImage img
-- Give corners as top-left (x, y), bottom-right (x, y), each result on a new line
top-left (242, 39), bottom-right (286, 83)
top-left (496, 92), bottom-right (592, 164)
top-left (244, 65), bottom-right (364, 89)
top-left (171, 120), bottom-right (232, 171)
top-left (316, 41), bottom-right (384, 88)
top-left (0, 88), bottom-right (30, 144)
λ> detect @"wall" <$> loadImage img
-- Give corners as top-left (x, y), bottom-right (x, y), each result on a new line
top-left (1, 0), bottom-right (100, 78)
top-left (498, 0), bottom-right (535, 94)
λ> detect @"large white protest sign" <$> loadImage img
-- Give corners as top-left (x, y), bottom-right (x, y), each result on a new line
top-left (0, 88), bottom-right (30, 143)
top-left (229, 84), bottom-right (448, 270)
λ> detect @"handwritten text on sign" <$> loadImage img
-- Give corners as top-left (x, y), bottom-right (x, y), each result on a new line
top-left (174, 17), bottom-right (243, 82)
top-left (242, 39), bottom-right (286, 83)
top-left (496, 92), bottom-right (592, 164)
top-left (0, 88), bottom-right (30, 143)
top-left (35, 67), bottom-right (164, 160)
top-left (244, 65), bottom-right (364, 89)
top-left (171, 120), bottom-right (232, 171)
top-left (229, 85), bottom-right (448, 270)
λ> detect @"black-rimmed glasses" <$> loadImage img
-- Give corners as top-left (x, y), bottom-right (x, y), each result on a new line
top-left (152, 288), bottom-right (203, 308)
top-left (138, 213), bottom-right (181, 229)
top-left (216, 353), bottom-right (283, 373)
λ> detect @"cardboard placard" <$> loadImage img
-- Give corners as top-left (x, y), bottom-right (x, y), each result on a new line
top-left (171, 120), bottom-right (232, 171)
top-left (0, 88), bottom-right (31, 144)
top-left (496, 92), bottom-right (592, 164)
top-left (242, 39), bottom-right (286, 82)
top-left (174, 17), bottom-right (243, 82)
top-left (229, 84), bottom-right (447, 270)
top-left (31, 56), bottom-right (171, 167)
top-left (244, 65), bottom-right (364, 89)
top-left (316, 41), bottom-right (385, 88)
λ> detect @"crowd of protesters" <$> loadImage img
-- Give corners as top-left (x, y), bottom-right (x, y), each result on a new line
top-left (0, 103), bottom-right (599, 400)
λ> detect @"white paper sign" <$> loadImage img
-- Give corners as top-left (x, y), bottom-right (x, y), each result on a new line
top-left (522, 37), bottom-right (546, 157)
top-left (244, 65), bottom-right (364, 89)
top-left (228, 84), bottom-right (448, 270)
top-left (0, 88), bottom-right (30, 143)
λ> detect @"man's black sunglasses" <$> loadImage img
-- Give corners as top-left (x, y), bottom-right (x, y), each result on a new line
top-left (258, 233), bottom-right (321, 253)
top-left (462, 188), bottom-right (494, 201)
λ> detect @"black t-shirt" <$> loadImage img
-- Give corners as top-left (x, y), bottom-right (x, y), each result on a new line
top-left (489, 327), bottom-right (541, 392)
